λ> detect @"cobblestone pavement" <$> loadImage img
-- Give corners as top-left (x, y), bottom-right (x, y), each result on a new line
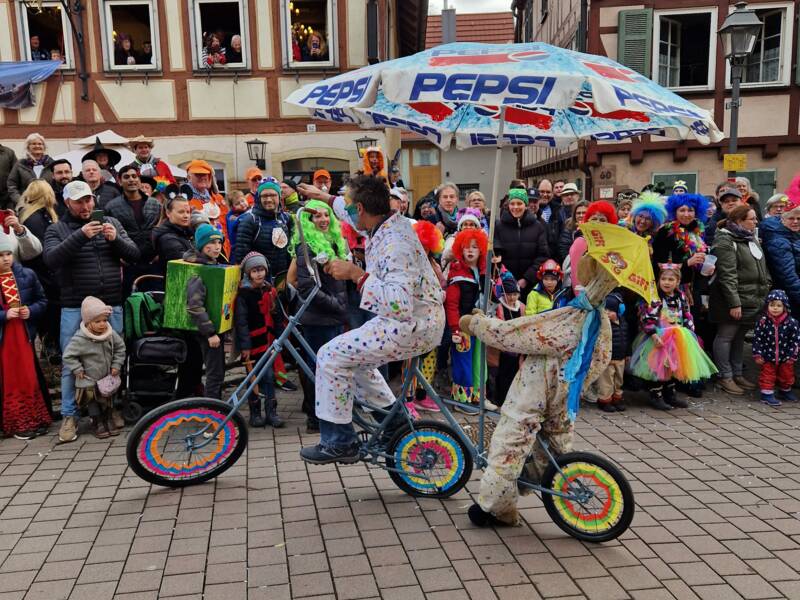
top-left (1, 378), bottom-right (800, 600)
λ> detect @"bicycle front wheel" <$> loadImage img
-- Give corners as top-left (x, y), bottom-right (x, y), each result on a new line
top-left (126, 398), bottom-right (248, 487)
top-left (540, 452), bottom-right (634, 543)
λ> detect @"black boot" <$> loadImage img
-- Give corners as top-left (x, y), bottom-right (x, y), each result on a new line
top-left (649, 387), bottom-right (673, 411)
top-left (248, 396), bottom-right (265, 427)
top-left (264, 396), bottom-right (285, 428)
top-left (663, 383), bottom-right (688, 408)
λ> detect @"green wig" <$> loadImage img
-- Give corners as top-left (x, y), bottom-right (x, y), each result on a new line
top-left (290, 199), bottom-right (349, 260)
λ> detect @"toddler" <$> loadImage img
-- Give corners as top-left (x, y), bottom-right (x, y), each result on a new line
top-left (525, 259), bottom-right (571, 315)
top-left (491, 271), bottom-right (524, 407)
top-left (752, 289), bottom-right (800, 407)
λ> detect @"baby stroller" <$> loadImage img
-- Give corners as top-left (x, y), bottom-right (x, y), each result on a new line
top-left (122, 275), bottom-right (187, 423)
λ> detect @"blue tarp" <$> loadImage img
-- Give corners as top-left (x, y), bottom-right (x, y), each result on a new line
top-left (0, 60), bottom-right (62, 109)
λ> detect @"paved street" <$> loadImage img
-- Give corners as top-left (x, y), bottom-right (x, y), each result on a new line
top-left (1, 382), bottom-right (800, 600)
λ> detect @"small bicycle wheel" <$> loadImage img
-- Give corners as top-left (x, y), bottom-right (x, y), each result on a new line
top-left (387, 420), bottom-right (473, 498)
top-left (540, 452), bottom-right (634, 543)
top-left (126, 398), bottom-right (248, 488)
top-left (122, 401), bottom-right (143, 424)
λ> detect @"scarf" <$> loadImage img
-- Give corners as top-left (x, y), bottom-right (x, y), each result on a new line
top-left (562, 292), bottom-right (603, 422)
top-left (726, 221), bottom-right (754, 241)
top-left (80, 321), bottom-right (113, 342)
top-left (187, 184), bottom-right (211, 202)
top-left (437, 205), bottom-right (458, 232)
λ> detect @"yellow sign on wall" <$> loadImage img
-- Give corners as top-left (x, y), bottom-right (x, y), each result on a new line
top-left (723, 153), bottom-right (747, 172)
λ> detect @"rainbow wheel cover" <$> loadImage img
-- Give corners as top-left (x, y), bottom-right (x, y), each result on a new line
top-left (138, 409), bottom-right (239, 478)
top-left (550, 462), bottom-right (624, 533)
top-left (394, 430), bottom-right (465, 492)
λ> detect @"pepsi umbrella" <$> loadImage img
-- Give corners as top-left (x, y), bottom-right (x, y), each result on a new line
top-left (285, 42), bottom-right (722, 244)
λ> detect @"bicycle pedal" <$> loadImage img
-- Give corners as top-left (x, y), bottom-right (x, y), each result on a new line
top-left (358, 431), bottom-right (371, 445)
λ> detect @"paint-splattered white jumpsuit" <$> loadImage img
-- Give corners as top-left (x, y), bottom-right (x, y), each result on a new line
top-left (315, 212), bottom-right (445, 423)
top-left (464, 265), bottom-right (617, 525)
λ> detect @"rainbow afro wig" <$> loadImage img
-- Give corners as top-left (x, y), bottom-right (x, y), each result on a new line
top-left (630, 191), bottom-right (667, 230)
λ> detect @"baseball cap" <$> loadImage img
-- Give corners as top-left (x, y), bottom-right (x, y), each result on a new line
top-left (245, 166), bottom-right (263, 181)
top-left (313, 169), bottom-right (331, 181)
top-left (186, 159), bottom-right (214, 175)
top-left (561, 183), bottom-right (580, 195)
top-left (719, 188), bottom-right (742, 200)
top-left (63, 180), bottom-right (95, 201)
top-left (527, 188), bottom-right (539, 201)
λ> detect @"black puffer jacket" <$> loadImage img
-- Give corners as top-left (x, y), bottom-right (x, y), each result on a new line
top-left (539, 199), bottom-right (566, 262)
top-left (493, 208), bottom-right (550, 282)
top-left (20, 208), bottom-right (56, 289)
top-left (151, 221), bottom-right (193, 275)
top-left (234, 205), bottom-right (293, 274)
top-left (90, 181), bottom-right (121, 209)
top-left (605, 290), bottom-right (628, 361)
top-left (43, 211), bottom-right (140, 307)
top-left (0, 144), bottom-right (18, 209)
top-left (104, 192), bottom-right (161, 263)
top-left (295, 244), bottom-right (348, 327)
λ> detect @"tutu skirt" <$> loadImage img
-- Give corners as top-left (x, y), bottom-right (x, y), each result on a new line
top-left (631, 326), bottom-right (717, 383)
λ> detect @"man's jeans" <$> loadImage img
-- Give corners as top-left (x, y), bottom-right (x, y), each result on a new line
top-left (60, 306), bottom-right (123, 417)
top-left (319, 419), bottom-right (358, 449)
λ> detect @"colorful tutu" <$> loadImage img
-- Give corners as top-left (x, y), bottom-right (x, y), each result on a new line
top-left (630, 326), bottom-right (717, 383)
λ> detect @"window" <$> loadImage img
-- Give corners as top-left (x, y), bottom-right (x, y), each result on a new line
top-left (744, 9), bottom-right (783, 84)
top-left (738, 170), bottom-right (777, 204)
top-left (651, 172), bottom-right (698, 195)
top-left (412, 148), bottom-right (439, 167)
top-left (282, 0), bottom-right (337, 69)
top-left (191, 0), bottom-right (248, 70)
top-left (653, 10), bottom-right (715, 89)
top-left (101, 1), bottom-right (159, 71)
top-left (456, 184), bottom-right (480, 202)
top-left (18, 1), bottom-right (73, 68)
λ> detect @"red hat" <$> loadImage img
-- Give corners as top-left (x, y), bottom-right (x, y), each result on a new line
top-left (583, 201), bottom-right (619, 225)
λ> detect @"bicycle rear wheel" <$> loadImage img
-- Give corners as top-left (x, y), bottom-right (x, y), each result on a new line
top-left (540, 452), bottom-right (634, 542)
top-left (387, 420), bottom-right (473, 498)
top-left (126, 398), bottom-right (248, 487)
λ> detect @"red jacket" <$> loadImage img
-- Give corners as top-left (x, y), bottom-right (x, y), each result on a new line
top-left (445, 259), bottom-right (484, 333)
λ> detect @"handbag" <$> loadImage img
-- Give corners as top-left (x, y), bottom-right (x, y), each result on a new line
top-left (97, 373), bottom-right (121, 397)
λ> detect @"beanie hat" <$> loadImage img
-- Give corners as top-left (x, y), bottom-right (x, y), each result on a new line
top-left (508, 188), bottom-right (528, 205)
top-left (194, 223), bottom-right (223, 251)
top-left (81, 296), bottom-right (112, 324)
top-left (257, 181), bottom-right (281, 197)
top-left (242, 251), bottom-right (269, 277)
top-left (457, 207), bottom-right (482, 230)
top-left (494, 270), bottom-right (519, 300)
top-left (0, 233), bottom-right (14, 254)
top-left (765, 289), bottom-right (790, 312)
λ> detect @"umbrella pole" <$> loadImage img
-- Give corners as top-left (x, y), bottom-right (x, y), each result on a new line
top-left (478, 106), bottom-right (507, 458)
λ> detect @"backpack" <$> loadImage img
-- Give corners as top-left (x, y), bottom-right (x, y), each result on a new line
top-left (124, 292), bottom-right (163, 340)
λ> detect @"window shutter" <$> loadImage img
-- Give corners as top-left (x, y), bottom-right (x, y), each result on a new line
top-left (618, 9), bottom-right (653, 77)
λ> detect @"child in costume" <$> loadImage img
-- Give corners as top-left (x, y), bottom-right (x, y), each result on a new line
top-left (62, 297), bottom-right (126, 439)
top-left (492, 271), bottom-right (525, 407)
top-left (752, 289), bottom-right (800, 407)
top-left (525, 259), bottom-right (571, 315)
top-left (445, 228), bottom-right (488, 410)
top-left (630, 263), bottom-right (716, 410)
top-left (184, 224), bottom-right (227, 399)
top-left (406, 220), bottom-right (445, 413)
top-left (596, 291), bottom-right (627, 413)
top-left (0, 242), bottom-right (51, 440)
top-left (234, 251), bottom-right (283, 428)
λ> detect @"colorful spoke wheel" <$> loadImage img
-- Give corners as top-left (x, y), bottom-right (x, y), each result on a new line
top-left (387, 420), bottom-right (473, 498)
top-left (126, 398), bottom-right (248, 487)
top-left (540, 452), bottom-right (634, 542)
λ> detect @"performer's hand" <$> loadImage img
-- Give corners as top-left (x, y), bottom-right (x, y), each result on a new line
top-left (652, 334), bottom-right (664, 348)
top-left (297, 183), bottom-right (333, 204)
top-left (111, 368), bottom-right (119, 377)
top-left (208, 334), bottom-right (221, 349)
top-left (451, 333), bottom-right (462, 345)
top-left (325, 259), bottom-right (364, 283)
top-left (754, 356), bottom-right (764, 365)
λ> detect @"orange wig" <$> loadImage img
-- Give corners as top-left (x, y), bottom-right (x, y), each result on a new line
top-left (413, 220), bottom-right (444, 256)
top-left (453, 228), bottom-right (489, 263)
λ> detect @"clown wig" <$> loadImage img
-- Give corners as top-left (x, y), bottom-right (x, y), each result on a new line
top-left (665, 193), bottom-right (710, 223)
top-left (289, 199), bottom-right (349, 260)
top-left (629, 191), bottom-right (667, 231)
top-left (583, 201), bottom-right (619, 224)
top-left (413, 220), bottom-right (445, 256)
top-left (452, 228), bottom-right (489, 264)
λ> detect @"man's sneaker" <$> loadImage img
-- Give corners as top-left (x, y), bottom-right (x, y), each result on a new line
top-left (414, 396), bottom-right (441, 413)
top-left (13, 431), bottom-right (35, 440)
top-left (300, 443), bottom-right (361, 465)
top-left (777, 389), bottom-right (798, 402)
top-left (58, 416), bottom-right (78, 443)
top-left (482, 400), bottom-right (500, 411)
top-left (761, 392), bottom-right (781, 407)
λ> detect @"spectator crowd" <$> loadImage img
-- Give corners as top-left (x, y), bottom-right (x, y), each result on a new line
top-left (1, 133), bottom-right (799, 443)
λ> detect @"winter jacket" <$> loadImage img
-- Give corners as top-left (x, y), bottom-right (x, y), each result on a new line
top-left (62, 325), bottom-right (126, 388)
top-left (652, 220), bottom-right (708, 290)
top-left (752, 312), bottom-right (800, 364)
top-left (605, 291), bottom-right (628, 361)
top-left (19, 208), bottom-right (55, 288)
top-left (43, 211), bottom-right (140, 308)
top-left (182, 248), bottom-right (220, 338)
top-left (760, 215), bottom-right (800, 313)
top-left (7, 156), bottom-right (54, 206)
top-left (558, 226), bottom-right (578, 263)
top-left (493, 208), bottom-right (550, 283)
top-left (538, 199), bottom-right (566, 262)
top-left (524, 281), bottom-right (571, 316)
top-left (90, 181), bottom-right (122, 209)
top-left (0, 226), bottom-right (42, 263)
top-left (709, 227), bottom-right (771, 324)
top-left (445, 259), bottom-right (483, 333)
top-left (0, 261), bottom-right (47, 345)
top-left (151, 221), bottom-right (193, 275)
top-left (295, 244), bottom-right (348, 327)
top-left (234, 205), bottom-right (293, 274)
top-left (225, 209), bottom-right (249, 250)
top-left (104, 192), bottom-right (161, 263)
top-left (234, 284), bottom-right (278, 354)
top-left (0, 144), bottom-right (18, 209)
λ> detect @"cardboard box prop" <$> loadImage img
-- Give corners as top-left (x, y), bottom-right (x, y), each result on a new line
top-left (163, 260), bottom-right (240, 334)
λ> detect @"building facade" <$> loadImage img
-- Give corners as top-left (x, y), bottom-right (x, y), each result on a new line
top-left (514, 0), bottom-right (799, 203)
top-left (0, 0), bottom-right (426, 189)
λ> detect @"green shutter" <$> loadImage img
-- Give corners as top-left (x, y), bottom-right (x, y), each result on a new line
top-left (618, 9), bottom-right (653, 77)
top-left (739, 170), bottom-right (777, 207)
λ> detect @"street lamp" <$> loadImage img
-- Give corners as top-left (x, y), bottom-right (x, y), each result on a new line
top-left (718, 1), bottom-right (762, 179)
top-left (355, 135), bottom-right (378, 158)
top-left (245, 138), bottom-right (267, 170)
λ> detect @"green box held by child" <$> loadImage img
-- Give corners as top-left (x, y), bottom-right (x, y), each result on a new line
top-left (163, 260), bottom-right (240, 333)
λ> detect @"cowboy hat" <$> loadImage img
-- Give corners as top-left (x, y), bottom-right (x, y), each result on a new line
top-left (128, 134), bottom-right (154, 149)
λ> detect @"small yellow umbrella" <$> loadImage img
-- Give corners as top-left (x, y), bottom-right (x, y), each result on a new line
top-left (578, 222), bottom-right (658, 304)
